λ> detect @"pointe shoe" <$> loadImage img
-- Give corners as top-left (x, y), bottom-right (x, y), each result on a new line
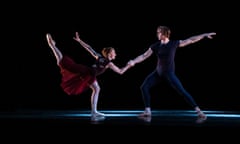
top-left (46, 33), bottom-right (56, 47)
top-left (91, 116), bottom-right (106, 122)
top-left (91, 111), bottom-right (105, 117)
top-left (138, 111), bottom-right (151, 117)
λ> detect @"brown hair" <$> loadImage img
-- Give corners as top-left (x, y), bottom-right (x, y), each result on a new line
top-left (101, 47), bottom-right (115, 58)
top-left (157, 26), bottom-right (171, 38)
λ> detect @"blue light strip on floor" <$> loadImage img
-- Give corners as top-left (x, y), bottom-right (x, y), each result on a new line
top-left (1, 110), bottom-right (240, 118)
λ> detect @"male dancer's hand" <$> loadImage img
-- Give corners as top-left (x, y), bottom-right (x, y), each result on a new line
top-left (205, 32), bottom-right (216, 39)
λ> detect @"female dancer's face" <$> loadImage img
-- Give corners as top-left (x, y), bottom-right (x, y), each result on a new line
top-left (108, 49), bottom-right (116, 60)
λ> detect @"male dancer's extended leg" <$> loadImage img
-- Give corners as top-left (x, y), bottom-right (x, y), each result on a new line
top-left (166, 72), bottom-right (207, 120)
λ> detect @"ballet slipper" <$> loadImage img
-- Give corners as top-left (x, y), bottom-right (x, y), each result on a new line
top-left (91, 111), bottom-right (105, 117)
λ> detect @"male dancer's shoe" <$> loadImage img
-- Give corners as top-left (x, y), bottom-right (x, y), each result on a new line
top-left (138, 111), bottom-right (152, 117)
top-left (196, 112), bottom-right (207, 123)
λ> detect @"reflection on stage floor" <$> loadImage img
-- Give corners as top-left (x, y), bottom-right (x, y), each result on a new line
top-left (1, 110), bottom-right (240, 128)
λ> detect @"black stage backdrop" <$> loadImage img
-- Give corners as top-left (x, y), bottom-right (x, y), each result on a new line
top-left (4, 2), bottom-right (239, 112)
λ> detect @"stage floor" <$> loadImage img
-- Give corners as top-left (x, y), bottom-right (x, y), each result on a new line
top-left (1, 110), bottom-right (240, 128)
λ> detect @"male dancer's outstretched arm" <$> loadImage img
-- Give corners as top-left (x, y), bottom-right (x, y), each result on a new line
top-left (128, 48), bottom-right (153, 66)
top-left (179, 32), bottom-right (216, 47)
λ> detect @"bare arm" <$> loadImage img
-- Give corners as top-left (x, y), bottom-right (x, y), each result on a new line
top-left (107, 62), bottom-right (133, 75)
top-left (73, 32), bottom-right (101, 59)
top-left (179, 32), bottom-right (216, 47)
top-left (130, 48), bottom-right (153, 65)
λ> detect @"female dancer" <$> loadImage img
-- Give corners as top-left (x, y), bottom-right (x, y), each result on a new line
top-left (46, 32), bottom-right (133, 117)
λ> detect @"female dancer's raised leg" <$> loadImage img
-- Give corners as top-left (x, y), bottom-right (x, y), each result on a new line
top-left (46, 33), bottom-right (63, 65)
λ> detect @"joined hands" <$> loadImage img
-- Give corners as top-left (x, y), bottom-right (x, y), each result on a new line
top-left (127, 60), bottom-right (135, 67)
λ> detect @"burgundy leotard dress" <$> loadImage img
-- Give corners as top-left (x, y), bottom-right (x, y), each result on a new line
top-left (59, 55), bottom-right (110, 95)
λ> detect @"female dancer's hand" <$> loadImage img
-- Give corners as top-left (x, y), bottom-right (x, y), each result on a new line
top-left (73, 32), bottom-right (81, 42)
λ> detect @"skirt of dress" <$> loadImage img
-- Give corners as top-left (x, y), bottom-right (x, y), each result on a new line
top-left (58, 56), bottom-right (96, 95)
